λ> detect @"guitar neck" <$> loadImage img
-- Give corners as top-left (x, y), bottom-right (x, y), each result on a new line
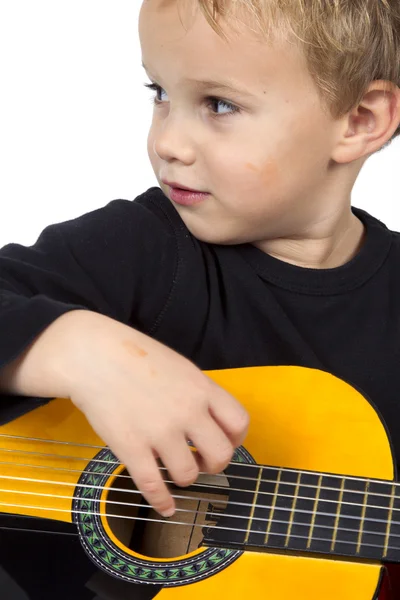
top-left (203, 463), bottom-right (400, 563)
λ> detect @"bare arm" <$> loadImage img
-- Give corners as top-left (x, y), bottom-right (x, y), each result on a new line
top-left (0, 309), bottom-right (249, 517)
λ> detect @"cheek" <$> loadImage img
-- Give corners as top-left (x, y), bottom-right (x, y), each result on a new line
top-left (244, 159), bottom-right (282, 189)
top-left (147, 129), bottom-right (159, 171)
top-left (147, 129), bottom-right (154, 160)
top-left (208, 153), bottom-right (281, 202)
top-left (223, 158), bottom-right (283, 198)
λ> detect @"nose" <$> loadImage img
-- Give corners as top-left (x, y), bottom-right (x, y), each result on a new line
top-left (152, 113), bottom-right (196, 164)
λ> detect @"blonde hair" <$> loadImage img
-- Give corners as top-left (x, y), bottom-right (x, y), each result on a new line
top-left (195, 0), bottom-right (400, 150)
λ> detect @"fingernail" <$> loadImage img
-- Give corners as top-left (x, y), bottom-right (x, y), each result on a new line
top-left (161, 507), bottom-right (175, 518)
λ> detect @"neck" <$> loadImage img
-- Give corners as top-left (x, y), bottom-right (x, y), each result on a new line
top-left (254, 207), bottom-right (366, 270)
top-left (204, 463), bottom-right (400, 564)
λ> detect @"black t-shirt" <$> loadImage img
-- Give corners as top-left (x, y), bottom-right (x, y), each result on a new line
top-left (0, 186), bottom-right (399, 598)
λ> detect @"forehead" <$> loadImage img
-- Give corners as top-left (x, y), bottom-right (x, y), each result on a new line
top-left (139, 0), bottom-right (310, 95)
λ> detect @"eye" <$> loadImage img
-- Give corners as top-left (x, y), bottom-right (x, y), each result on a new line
top-left (206, 97), bottom-right (241, 117)
top-left (143, 82), bottom-right (241, 118)
top-left (144, 82), bottom-right (167, 104)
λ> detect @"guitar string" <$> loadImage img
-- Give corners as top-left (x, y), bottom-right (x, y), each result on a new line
top-left (0, 458), bottom-right (399, 517)
top-left (0, 432), bottom-right (396, 490)
top-left (1, 438), bottom-right (398, 549)
top-left (0, 472), bottom-right (399, 529)
top-left (0, 499), bottom-right (398, 553)
top-left (0, 444), bottom-right (397, 505)
top-left (0, 524), bottom-right (83, 537)
top-left (1, 485), bottom-right (400, 541)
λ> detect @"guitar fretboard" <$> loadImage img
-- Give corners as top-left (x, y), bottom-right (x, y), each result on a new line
top-left (203, 464), bottom-right (400, 562)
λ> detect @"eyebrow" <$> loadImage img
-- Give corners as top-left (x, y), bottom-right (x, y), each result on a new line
top-left (141, 61), bottom-right (256, 98)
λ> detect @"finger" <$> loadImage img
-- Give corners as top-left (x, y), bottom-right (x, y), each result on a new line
top-left (157, 435), bottom-right (199, 487)
top-left (125, 447), bottom-right (175, 517)
top-left (191, 447), bottom-right (215, 475)
top-left (188, 417), bottom-right (234, 474)
top-left (208, 387), bottom-right (250, 447)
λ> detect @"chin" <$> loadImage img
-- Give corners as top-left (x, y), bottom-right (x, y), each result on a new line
top-left (185, 223), bottom-right (243, 246)
top-left (167, 198), bottom-right (246, 245)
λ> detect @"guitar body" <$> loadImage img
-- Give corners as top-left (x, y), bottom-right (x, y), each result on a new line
top-left (0, 365), bottom-right (396, 598)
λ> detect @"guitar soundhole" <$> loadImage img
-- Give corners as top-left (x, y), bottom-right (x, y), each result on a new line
top-left (105, 468), bottom-right (230, 559)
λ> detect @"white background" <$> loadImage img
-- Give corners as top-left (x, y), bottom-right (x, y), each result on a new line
top-left (1, 1), bottom-right (399, 248)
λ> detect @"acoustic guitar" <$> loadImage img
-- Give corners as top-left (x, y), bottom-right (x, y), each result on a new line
top-left (0, 365), bottom-right (399, 599)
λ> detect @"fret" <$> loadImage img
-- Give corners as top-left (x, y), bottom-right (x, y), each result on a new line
top-left (264, 468), bottom-right (282, 545)
top-left (333, 476), bottom-right (365, 556)
top-left (359, 480), bottom-right (392, 560)
top-left (308, 474), bottom-right (342, 554)
top-left (356, 480), bottom-right (370, 553)
top-left (247, 466), bottom-right (283, 548)
top-left (244, 466), bottom-right (263, 544)
top-left (306, 475), bottom-right (366, 557)
top-left (331, 477), bottom-right (345, 551)
top-left (383, 484), bottom-right (395, 559)
top-left (383, 482), bottom-right (400, 563)
top-left (285, 471), bottom-right (301, 546)
top-left (289, 471), bottom-right (321, 552)
top-left (307, 474), bottom-right (322, 549)
top-left (263, 469), bottom-right (299, 549)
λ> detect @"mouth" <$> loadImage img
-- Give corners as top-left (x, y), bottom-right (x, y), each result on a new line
top-left (162, 179), bottom-right (206, 194)
top-left (162, 181), bottom-right (210, 207)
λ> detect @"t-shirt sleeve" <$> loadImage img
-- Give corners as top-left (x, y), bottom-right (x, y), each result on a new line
top-left (0, 188), bottom-right (178, 422)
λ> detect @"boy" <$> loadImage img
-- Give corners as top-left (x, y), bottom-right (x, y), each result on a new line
top-left (0, 0), bottom-right (399, 597)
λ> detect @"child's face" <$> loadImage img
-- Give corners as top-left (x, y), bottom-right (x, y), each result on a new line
top-left (139, 0), bottom-right (350, 245)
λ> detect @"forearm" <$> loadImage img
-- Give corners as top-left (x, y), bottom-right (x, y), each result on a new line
top-left (0, 309), bottom-right (88, 399)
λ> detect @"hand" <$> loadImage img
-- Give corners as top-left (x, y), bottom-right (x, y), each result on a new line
top-left (54, 310), bottom-right (249, 517)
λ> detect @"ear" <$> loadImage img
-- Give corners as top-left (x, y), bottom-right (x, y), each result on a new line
top-left (331, 80), bottom-right (400, 164)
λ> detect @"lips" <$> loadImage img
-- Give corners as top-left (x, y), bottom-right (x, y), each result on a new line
top-left (168, 186), bottom-right (209, 207)
top-left (162, 179), bottom-right (205, 193)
